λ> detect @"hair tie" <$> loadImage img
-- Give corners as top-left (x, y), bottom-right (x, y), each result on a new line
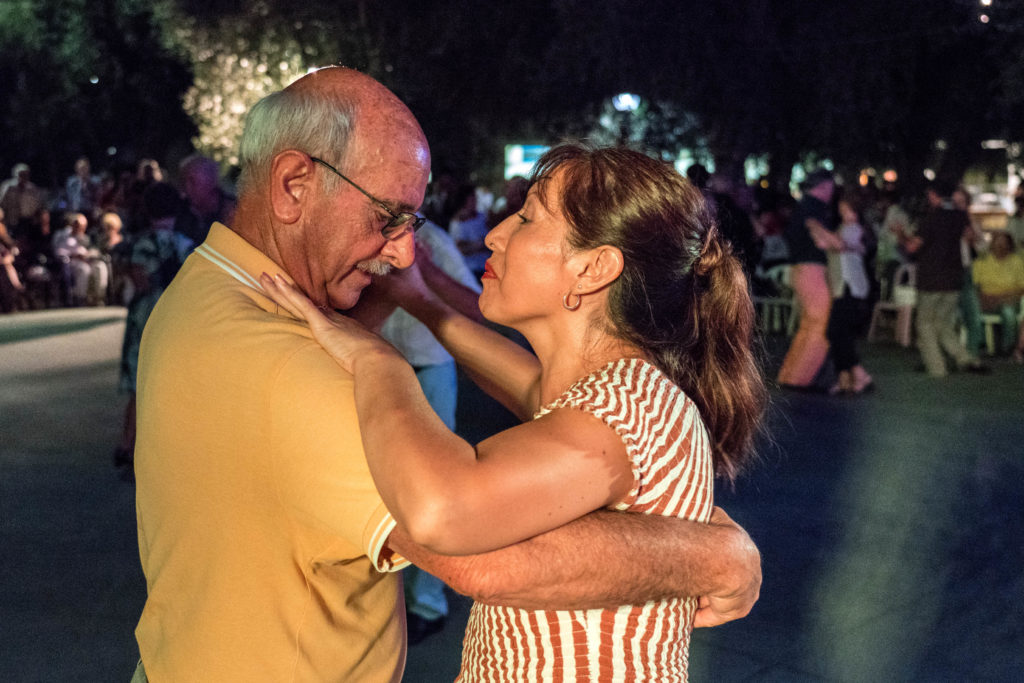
top-left (693, 239), bottom-right (713, 278)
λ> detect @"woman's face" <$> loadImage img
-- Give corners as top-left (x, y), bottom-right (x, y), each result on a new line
top-left (478, 171), bottom-right (576, 327)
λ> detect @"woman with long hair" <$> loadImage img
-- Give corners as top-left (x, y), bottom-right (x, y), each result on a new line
top-left (825, 193), bottom-right (875, 393)
top-left (262, 143), bottom-right (766, 680)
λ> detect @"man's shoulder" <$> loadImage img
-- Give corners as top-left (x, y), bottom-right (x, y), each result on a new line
top-left (150, 275), bottom-right (352, 391)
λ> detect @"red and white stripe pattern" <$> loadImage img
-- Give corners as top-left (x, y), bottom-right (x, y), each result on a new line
top-left (458, 358), bottom-right (714, 682)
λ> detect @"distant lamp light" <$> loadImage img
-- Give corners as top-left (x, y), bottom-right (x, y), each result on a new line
top-left (981, 0), bottom-right (992, 5)
top-left (883, 170), bottom-right (899, 183)
top-left (859, 173), bottom-right (870, 186)
top-left (89, 75), bottom-right (99, 84)
top-left (980, 14), bottom-right (990, 23)
top-left (106, 146), bottom-right (117, 156)
top-left (923, 169), bottom-right (936, 181)
top-left (981, 139), bottom-right (1008, 149)
top-left (760, 179), bottom-right (769, 189)
top-left (612, 93), bottom-right (641, 112)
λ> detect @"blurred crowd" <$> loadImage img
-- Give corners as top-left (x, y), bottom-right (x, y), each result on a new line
top-left (3, 152), bottom-right (1023, 385)
top-left (0, 155), bottom-right (234, 313)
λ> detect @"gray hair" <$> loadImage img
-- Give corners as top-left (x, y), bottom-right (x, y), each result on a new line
top-left (236, 86), bottom-right (355, 196)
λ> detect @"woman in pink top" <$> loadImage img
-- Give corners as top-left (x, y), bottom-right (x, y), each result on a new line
top-left (263, 144), bottom-right (766, 681)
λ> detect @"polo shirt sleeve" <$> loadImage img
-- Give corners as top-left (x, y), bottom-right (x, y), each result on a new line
top-left (268, 342), bottom-right (409, 572)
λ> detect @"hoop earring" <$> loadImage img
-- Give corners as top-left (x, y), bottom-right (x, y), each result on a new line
top-left (562, 291), bottom-right (582, 311)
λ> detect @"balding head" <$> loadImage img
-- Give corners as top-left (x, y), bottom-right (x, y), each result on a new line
top-left (236, 67), bottom-right (427, 197)
top-left (232, 67), bottom-right (431, 311)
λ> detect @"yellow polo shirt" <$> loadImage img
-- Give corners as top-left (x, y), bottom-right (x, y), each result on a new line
top-left (135, 223), bottom-right (407, 682)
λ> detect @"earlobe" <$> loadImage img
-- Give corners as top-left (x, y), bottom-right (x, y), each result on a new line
top-left (270, 151), bottom-right (314, 225)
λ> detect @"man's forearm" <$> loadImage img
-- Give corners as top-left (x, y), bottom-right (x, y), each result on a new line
top-left (389, 507), bottom-right (760, 613)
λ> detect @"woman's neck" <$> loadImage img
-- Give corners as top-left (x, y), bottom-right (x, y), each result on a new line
top-left (525, 320), bottom-right (646, 405)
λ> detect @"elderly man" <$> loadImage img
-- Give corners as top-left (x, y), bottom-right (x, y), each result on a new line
top-left (777, 169), bottom-right (841, 389)
top-left (133, 67), bottom-right (760, 681)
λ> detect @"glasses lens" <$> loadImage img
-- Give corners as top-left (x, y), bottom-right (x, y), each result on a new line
top-left (381, 214), bottom-right (425, 240)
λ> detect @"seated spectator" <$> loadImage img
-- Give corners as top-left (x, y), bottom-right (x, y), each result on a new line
top-left (0, 208), bottom-right (25, 312)
top-left (124, 159), bottom-right (164, 233)
top-left (16, 208), bottom-right (58, 308)
top-left (972, 230), bottom-right (1024, 355)
top-left (52, 212), bottom-right (109, 306)
top-left (98, 211), bottom-right (130, 304)
top-left (65, 157), bottom-right (100, 216)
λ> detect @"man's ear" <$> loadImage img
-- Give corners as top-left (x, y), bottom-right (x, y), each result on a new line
top-left (574, 245), bottom-right (625, 294)
top-left (269, 151), bottom-right (315, 225)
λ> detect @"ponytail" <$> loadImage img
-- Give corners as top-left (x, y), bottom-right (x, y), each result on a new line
top-left (531, 143), bottom-right (767, 481)
top-left (682, 229), bottom-right (766, 481)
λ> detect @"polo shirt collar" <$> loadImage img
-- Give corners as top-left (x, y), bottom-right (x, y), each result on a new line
top-left (196, 222), bottom-right (298, 299)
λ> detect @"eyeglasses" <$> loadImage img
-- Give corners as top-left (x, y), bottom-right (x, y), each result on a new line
top-left (310, 156), bottom-right (426, 240)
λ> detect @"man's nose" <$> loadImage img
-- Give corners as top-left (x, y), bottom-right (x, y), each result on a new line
top-left (381, 230), bottom-right (415, 269)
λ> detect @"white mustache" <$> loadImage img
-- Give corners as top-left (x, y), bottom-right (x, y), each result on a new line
top-left (356, 259), bottom-right (393, 276)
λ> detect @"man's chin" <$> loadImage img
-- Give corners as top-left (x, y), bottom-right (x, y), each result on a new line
top-left (325, 285), bottom-right (364, 312)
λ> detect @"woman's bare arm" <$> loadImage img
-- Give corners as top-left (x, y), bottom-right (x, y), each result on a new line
top-left (261, 272), bottom-right (633, 555)
top-left (372, 262), bottom-right (541, 420)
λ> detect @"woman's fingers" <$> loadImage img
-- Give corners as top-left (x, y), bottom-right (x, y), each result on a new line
top-left (259, 272), bottom-right (304, 319)
top-left (259, 272), bottom-right (328, 325)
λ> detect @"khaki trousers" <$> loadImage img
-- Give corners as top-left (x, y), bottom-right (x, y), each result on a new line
top-left (916, 290), bottom-right (973, 376)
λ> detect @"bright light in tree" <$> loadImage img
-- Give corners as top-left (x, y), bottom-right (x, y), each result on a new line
top-left (175, 18), bottom-right (319, 167)
top-left (612, 93), bottom-right (641, 112)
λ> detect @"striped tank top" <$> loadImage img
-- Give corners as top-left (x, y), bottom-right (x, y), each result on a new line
top-left (457, 357), bottom-right (715, 682)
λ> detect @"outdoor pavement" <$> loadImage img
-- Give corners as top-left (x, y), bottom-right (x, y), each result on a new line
top-left (1, 307), bottom-right (1022, 682)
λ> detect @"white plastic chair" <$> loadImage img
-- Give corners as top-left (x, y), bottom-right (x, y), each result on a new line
top-left (752, 265), bottom-right (799, 335)
top-left (868, 263), bottom-right (916, 347)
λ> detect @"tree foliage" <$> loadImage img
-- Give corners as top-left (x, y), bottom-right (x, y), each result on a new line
top-left (1, 0), bottom-right (1022, 189)
top-left (0, 0), bottom-right (193, 185)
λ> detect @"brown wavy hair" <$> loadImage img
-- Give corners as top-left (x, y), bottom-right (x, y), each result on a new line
top-left (531, 143), bottom-right (766, 481)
